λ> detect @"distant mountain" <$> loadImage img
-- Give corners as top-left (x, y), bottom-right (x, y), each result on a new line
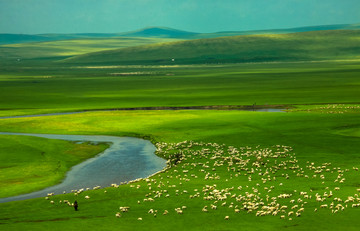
top-left (118, 27), bottom-right (198, 38)
top-left (0, 34), bottom-right (53, 45)
top-left (63, 30), bottom-right (360, 65)
top-left (195, 23), bottom-right (360, 39)
top-left (1, 23), bottom-right (360, 45)
top-left (0, 33), bottom-right (124, 45)
top-left (117, 24), bottom-right (360, 39)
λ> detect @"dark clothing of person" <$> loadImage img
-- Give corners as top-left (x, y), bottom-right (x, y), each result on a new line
top-left (74, 201), bottom-right (78, 211)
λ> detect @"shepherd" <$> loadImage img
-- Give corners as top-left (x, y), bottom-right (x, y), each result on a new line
top-left (74, 200), bottom-right (78, 211)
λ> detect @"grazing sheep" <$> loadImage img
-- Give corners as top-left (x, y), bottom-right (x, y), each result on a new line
top-left (119, 207), bottom-right (130, 212)
top-left (175, 208), bottom-right (183, 214)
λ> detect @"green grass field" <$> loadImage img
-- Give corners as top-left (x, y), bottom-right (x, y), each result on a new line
top-left (64, 30), bottom-right (360, 65)
top-left (0, 61), bottom-right (360, 116)
top-left (1, 30), bottom-right (360, 230)
top-left (0, 37), bottom-right (181, 64)
top-left (1, 109), bottom-right (360, 230)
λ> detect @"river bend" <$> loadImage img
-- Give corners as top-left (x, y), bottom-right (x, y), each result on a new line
top-left (0, 132), bottom-right (166, 203)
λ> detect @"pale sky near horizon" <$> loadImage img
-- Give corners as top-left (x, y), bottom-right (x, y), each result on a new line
top-left (1, 0), bottom-right (359, 34)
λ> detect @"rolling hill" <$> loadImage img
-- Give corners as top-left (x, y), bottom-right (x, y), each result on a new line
top-left (197, 23), bottom-right (360, 38)
top-left (0, 37), bottom-right (181, 62)
top-left (0, 27), bottom-right (195, 45)
top-left (1, 23), bottom-right (359, 45)
top-left (63, 30), bottom-right (360, 65)
top-left (118, 26), bottom-right (198, 38)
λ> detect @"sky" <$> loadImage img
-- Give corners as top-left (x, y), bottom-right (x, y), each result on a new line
top-left (1, 0), bottom-right (360, 34)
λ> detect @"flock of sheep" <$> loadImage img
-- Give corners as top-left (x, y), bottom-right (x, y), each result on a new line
top-left (47, 140), bottom-right (360, 222)
top-left (301, 104), bottom-right (360, 114)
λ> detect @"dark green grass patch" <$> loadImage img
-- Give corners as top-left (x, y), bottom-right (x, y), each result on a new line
top-left (0, 61), bottom-right (360, 115)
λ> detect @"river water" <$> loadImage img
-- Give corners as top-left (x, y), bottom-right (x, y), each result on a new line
top-left (0, 132), bottom-right (166, 203)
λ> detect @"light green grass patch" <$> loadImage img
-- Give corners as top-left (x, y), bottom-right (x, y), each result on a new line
top-left (0, 37), bottom-right (181, 61)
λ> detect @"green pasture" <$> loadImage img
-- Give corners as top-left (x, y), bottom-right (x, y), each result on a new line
top-left (0, 37), bottom-right (180, 64)
top-left (0, 109), bottom-right (360, 230)
top-left (0, 61), bottom-right (360, 116)
top-left (65, 30), bottom-right (360, 65)
top-left (0, 31), bottom-right (360, 230)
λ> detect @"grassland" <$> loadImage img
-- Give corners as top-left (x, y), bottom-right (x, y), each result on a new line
top-left (0, 37), bottom-right (181, 64)
top-left (0, 61), bottom-right (360, 116)
top-left (64, 30), bottom-right (360, 65)
top-left (1, 30), bottom-right (360, 230)
top-left (0, 108), bottom-right (360, 230)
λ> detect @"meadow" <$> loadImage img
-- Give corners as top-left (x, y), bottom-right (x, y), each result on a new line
top-left (64, 30), bottom-right (360, 65)
top-left (1, 29), bottom-right (360, 230)
top-left (1, 108), bottom-right (360, 230)
top-left (0, 60), bottom-right (360, 230)
top-left (0, 61), bottom-right (360, 115)
top-left (0, 37), bottom-right (180, 64)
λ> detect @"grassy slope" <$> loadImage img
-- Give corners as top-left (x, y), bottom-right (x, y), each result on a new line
top-left (0, 109), bottom-right (360, 230)
top-left (64, 30), bottom-right (360, 65)
top-left (0, 62), bottom-right (359, 115)
top-left (0, 37), bottom-right (181, 63)
top-left (0, 135), bottom-right (108, 198)
top-left (194, 23), bottom-right (360, 39)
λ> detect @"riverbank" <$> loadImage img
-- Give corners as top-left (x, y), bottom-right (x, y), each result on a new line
top-left (0, 132), bottom-right (166, 202)
top-left (0, 134), bottom-right (109, 199)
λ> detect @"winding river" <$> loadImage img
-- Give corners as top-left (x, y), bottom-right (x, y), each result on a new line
top-left (0, 108), bottom-right (284, 203)
top-left (0, 132), bottom-right (167, 203)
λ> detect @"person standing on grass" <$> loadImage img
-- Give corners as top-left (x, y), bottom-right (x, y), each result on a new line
top-left (74, 200), bottom-right (78, 211)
